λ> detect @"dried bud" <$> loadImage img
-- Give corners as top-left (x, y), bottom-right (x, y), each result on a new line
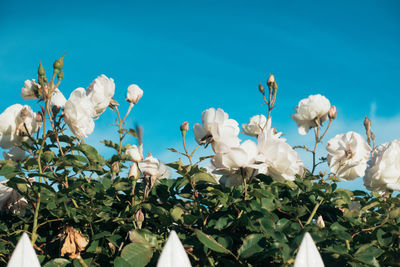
top-left (363, 116), bottom-right (371, 131)
top-left (371, 132), bottom-right (376, 142)
top-left (135, 209), bottom-right (145, 229)
top-left (111, 161), bottom-right (120, 173)
top-left (180, 121), bottom-right (189, 135)
top-left (328, 105), bottom-right (337, 119)
top-left (316, 215), bottom-right (325, 228)
top-left (258, 83), bottom-right (265, 95)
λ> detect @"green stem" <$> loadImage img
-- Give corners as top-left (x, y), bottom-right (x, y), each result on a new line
top-left (32, 99), bottom-right (49, 245)
top-left (305, 198), bottom-right (324, 226)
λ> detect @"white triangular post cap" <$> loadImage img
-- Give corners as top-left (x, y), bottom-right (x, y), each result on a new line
top-left (294, 232), bottom-right (324, 267)
top-left (7, 233), bottom-right (40, 267)
top-left (157, 230), bottom-right (191, 267)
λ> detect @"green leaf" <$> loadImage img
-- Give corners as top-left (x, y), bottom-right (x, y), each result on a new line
top-left (120, 243), bottom-right (153, 267)
top-left (376, 229), bottom-right (392, 247)
top-left (192, 172), bottom-right (218, 184)
top-left (75, 143), bottom-right (105, 165)
top-left (171, 207), bottom-right (184, 222)
top-left (238, 234), bottom-right (264, 258)
top-left (194, 229), bottom-right (229, 254)
top-left (43, 258), bottom-right (71, 267)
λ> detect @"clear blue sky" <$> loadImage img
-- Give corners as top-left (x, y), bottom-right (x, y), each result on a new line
top-left (1, 0), bottom-right (399, 190)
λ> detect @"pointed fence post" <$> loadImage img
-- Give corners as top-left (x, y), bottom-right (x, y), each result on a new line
top-left (157, 230), bottom-right (191, 267)
top-left (294, 232), bottom-right (324, 267)
top-left (7, 232), bottom-right (41, 267)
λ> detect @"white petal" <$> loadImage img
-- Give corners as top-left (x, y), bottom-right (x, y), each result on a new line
top-left (157, 230), bottom-right (191, 267)
top-left (294, 232), bottom-right (324, 267)
top-left (7, 233), bottom-right (40, 267)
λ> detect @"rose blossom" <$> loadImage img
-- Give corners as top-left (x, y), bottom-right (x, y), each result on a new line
top-left (126, 84), bottom-right (143, 104)
top-left (242, 115), bottom-right (267, 137)
top-left (326, 131), bottom-right (371, 180)
top-left (21, 79), bottom-right (39, 100)
top-left (211, 140), bottom-right (266, 187)
top-left (64, 88), bottom-right (96, 139)
top-left (86, 74), bottom-right (115, 119)
top-left (0, 180), bottom-right (28, 214)
top-left (126, 145), bottom-right (143, 162)
top-left (193, 108), bottom-right (240, 153)
top-left (257, 131), bottom-right (304, 181)
top-left (0, 104), bottom-right (41, 149)
top-left (50, 88), bottom-right (67, 107)
top-left (364, 139), bottom-right (400, 192)
top-left (139, 155), bottom-right (171, 179)
top-left (291, 94), bottom-right (331, 135)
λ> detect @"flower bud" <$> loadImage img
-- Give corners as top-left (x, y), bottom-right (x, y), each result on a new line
top-left (111, 161), bottom-right (119, 173)
top-left (57, 69), bottom-right (64, 80)
top-left (128, 163), bottom-right (140, 180)
top-left (328, 105), bottom-right (337, 119)
top-left (126, 84), bottom-right (143, 104)
top-left (135, 209), bottom-right (145, 229)
top-left (316, 215), bottom-right (325, 228)
top-left (180, 121), bottom-right (189, 135)
top-left (258, 83), bottom-right (265, 95)
top-left (53, 54), bottom-right (65, 71)
top-left (38, 62), bottom-right (45, 76)
top-left (267, 74), bottom-right (278, 91)
top-left (52, 105), bottom-right (61, 116)
top-left (36, 111), bottom-right (44, 122)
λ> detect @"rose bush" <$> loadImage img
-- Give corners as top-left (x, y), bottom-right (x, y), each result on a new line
top-left (0, 56), bottom-right (399, 266)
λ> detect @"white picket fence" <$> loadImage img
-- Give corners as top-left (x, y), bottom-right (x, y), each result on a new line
top-left (7, 231), bottom-right (324, 267)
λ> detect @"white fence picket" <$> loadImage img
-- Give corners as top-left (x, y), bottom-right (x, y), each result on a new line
top-left (294, 232), bottom-right (324, 267)
top-left (157, 230), bottom-right (192, 267)
top-left (7, 233), bottom-right (40, 267)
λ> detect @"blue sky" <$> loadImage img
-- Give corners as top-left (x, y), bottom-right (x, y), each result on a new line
top-left (0, 0), bottom-right (399, 190)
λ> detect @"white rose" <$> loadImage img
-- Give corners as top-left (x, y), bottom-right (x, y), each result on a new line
top-left (126, 145), bottom-right (143, 162)
top-left (211, 140), bottom-right (266, 187)
top-left (291, 94), bottom-right (331, 135)
top-left (50, 89), bottom-right (67, 107)
top-left (242, 115), bottom-right (267, 137)
top-left (139, 155), bottom-right (171, 179)
top-left (21, 79), bottom-right (39, 100)
top-left (0, 104), bottom-right (41, 149)
top-left (257, 132), bottom-right (304, 181)
top-left (86, 74), bottom-right (115, 119)
top-left (0, 180), bottom-right (28, 214)
top-left (193, 108), bottom-right (240, 153)
top-left (64, 88), bottom-right (96, 139)
top-left (3, 147), bottom-right (26, 161)
top-left (126, 84), bottom-right (143, 104)
top-left (326, 131), bottom-right (371, 180)
top-left (364, 139), bottom-right (400, 192)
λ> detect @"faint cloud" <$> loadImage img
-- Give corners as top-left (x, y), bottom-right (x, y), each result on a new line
top-left (369, 102), bottom-right (377, 120)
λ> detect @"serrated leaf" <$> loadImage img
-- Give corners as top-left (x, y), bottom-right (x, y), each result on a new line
top-left (43, 258), bottom-right (71, 267)
top-left (194, 229), bottom-right (229, 254)
top-left (120, 243), bottom-right (153, 267)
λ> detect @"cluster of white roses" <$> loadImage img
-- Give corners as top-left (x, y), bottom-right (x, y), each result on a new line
top-left (193, 108), bottom-right (304, 187)
top-left (292, 94), bottom-right (400, 193)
